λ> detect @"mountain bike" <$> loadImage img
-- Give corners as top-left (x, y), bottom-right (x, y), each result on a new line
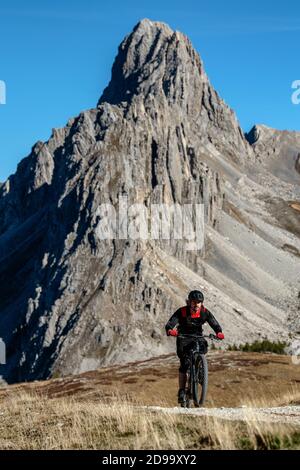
top-left (177, 333), bottom-right (221, 408)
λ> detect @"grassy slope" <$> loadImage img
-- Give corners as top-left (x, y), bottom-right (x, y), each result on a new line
top-left (0, 351), bottom-right (300, 450)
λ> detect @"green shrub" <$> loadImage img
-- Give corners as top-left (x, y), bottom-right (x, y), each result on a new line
top-left (227, 340), bottom-right (287, 355)
top-left (238, 432), bottom-right (300, 450)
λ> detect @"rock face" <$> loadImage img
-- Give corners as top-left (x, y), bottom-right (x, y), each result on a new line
top-left (0, 19), bottom-right (299, 383)
top-left (245, 124), bottom-right (300, 185)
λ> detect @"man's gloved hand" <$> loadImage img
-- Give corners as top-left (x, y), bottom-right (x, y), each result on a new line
top-left (217, 332), bottom-right (224, 340)
top-left (168, 329), bottom-right (178, 337)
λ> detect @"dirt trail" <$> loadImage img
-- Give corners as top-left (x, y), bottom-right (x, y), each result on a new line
top-left (143, 405), bottom-right (300, 426)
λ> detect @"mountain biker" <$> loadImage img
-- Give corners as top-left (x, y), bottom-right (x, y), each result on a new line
top-left (165, 290), bottom-right (224, 404)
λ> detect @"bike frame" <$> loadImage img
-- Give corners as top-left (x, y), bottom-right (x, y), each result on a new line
top-left (177, 333), bottom-right (220, 407)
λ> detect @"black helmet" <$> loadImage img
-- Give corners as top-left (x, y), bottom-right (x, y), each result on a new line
top-left (188, 290), bottom-right (204, 302)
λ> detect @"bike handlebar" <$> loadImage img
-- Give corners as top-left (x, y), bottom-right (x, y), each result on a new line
top-left (177, 333), bottom-right (221, 341)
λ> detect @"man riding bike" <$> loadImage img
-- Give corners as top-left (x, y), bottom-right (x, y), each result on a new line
top-left (165, 290), bottom-right (224, 404)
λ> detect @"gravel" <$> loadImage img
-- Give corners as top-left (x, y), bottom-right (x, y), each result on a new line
top-left (143, 405), bottom-right (300, 426)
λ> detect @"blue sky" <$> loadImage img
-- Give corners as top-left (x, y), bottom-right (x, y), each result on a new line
top-left (0, 0), bottom-right (299, 181)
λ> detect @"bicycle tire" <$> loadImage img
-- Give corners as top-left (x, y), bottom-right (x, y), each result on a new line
top-left (192, 354), bottom-right (208, 406)
top-left (198, 354), bottom-right (208, 406)
top-left (191, 362), bottom-right (200, 406)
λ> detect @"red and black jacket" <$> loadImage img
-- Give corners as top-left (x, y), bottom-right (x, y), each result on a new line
top-left (165, 305), bottom-right (222, 336)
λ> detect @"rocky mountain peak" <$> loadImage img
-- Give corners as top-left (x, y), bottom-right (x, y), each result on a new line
top-left (245, 124), bottom-right (276, 145)
top-left (98, 19), bottom-right (252, 166)
top-left (98, 18), bottom-right (201, 106)
top-left (246, 123), bottom-right (300, 178)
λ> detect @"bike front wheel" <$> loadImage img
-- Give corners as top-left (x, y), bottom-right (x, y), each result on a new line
top-left (192, 354), bottom-right (208, 407)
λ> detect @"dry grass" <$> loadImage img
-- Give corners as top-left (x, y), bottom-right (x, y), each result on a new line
top-left (241, 386), bottom-right (300, 408)
top-left (238, 408), bottom-right (300, 450)
top-left (0, 391), bottom-right (185, 450)
top-left (0, 351), bottom-right (299, 450)
top-left (0, 391), bottom-right (299, 450)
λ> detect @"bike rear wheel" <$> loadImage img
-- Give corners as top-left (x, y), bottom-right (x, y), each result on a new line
top-left (192, 354), bottom-right (208, 406)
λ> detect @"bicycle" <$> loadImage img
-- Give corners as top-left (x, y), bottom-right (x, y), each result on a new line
top-left (177, 333), bottom-right (221, 408)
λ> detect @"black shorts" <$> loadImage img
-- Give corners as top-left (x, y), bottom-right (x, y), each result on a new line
top-left (176, 336), bottom-right (208, 373)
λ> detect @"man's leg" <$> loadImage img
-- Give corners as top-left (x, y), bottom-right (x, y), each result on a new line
top-left (177, 338), bottom-right (188, 404)
top-left (177, 358), bottom-right (188, 404)
top-left (179, 371), bottom-right (187, 390)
